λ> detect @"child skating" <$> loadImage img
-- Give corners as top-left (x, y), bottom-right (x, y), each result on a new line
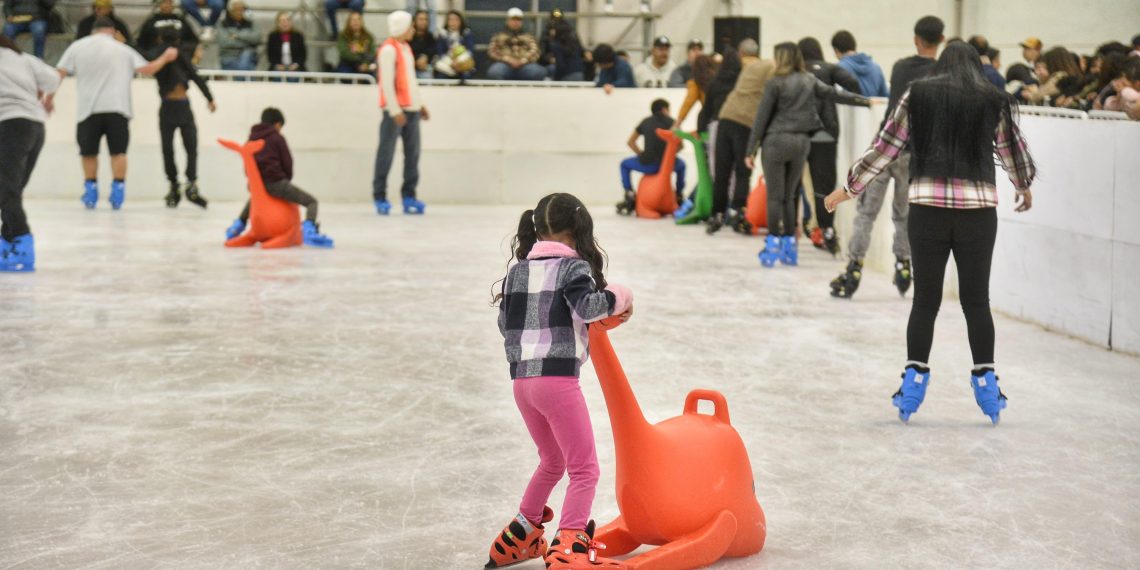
top-left (488, 193), bottom-right (632, 569)
top-left (225, 108), bottom-right (334, 247)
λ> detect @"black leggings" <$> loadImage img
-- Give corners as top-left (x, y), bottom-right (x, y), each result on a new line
top-left (807, 141), bottom-right (837, 230)
top-left (712, 119), bottom-right (752, 214)
top-left (0, 118), bottom-right (45, 241)
top-left (907, 205), bottom-right (998, 366)
top-left (160, 99), bottom-right (198, 185)
top-left (240, 179), bottom-right (319, 223)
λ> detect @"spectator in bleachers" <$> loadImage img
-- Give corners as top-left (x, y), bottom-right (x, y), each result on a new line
top-left (406, 0), bottom-right (436, 33)
top-left (267, 11), bottom-right (307, 73)
top-left (831, 30), bottom-right (888, 97)
top-left (1132, 34), bottom-right (1139, 58)
top-left (138, 0), bottom-right (198, 59)
top-left (593, 43), bottom-right (633, 93)
top-left (967, 36), bottom-right (1005, 88)
top-left (541, 15), bottom-right (584, 81)
top-left (1092, 53), bottom-right (1130, 110)
top-left (76, 0), bottom-right (132, 45)
top-left (181, 0), bottom-right (223, 40)
top-left (336, 11), bottom-right (374, 75)
top-left (325, 0), bottom-right (362, 39)
top-left (1020, 37), bottom-right (1042, 65)
top-left (1005, 63), bottom-right (1038, 103)
top-left (433, 10), bottom-right (474, 79)
top-left (1025, 47), bottom-right (1082, 107)
top-left (672, 54), bottom-right (715, 128)
top-left (738, 38), bottom-right (759, 67)
top-left (989, 48), bottom-right (1001, 72)
top-left (217, 0), bottom-right (259, 72)
top-left (409, 10), bottom-right (437, 80)
top-left (668, 39), bottom-right (704, 87)
top-left (634, 35), bottom-right (676, 88)
top-left (487, 7), bottom-right (545, 81)
top-left (1104, 59), bottom-right (1140, 119)
top-left (2, 0), bottom-right (55, 58)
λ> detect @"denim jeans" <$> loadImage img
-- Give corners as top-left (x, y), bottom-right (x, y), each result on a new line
top-left (220, 49), bottom-right (256, 78)
top-left (3, 20), bottom-right (48, 59)
top-left (372, 111), bottom-right (420, 201)
top-left (620, 156), bottom-right (686, 194)
top-left (181, 0), bottom-right (225, 27)
top-left (325, 0), bottom-right (363, 36)
top-left (487, 62), bottom-right (548, 81)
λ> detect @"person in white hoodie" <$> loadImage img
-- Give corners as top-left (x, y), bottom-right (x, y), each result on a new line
top-left (372, 10), bottom-right (431, 215)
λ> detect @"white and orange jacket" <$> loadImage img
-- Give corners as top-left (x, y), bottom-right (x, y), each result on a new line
top-left (377, 37), bottom-right (423, 116)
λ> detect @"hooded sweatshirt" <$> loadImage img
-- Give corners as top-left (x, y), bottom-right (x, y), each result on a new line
top-left (837, 52), bottom-right (888, 98)
top-left (249, 123), bottom-right (292, 184)
top-left (137, 12), bottom-right (198, 55)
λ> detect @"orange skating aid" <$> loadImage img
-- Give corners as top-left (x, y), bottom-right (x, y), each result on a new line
top-left (745, 176), bottom-right (768, 235)
top-left (486, 506), bottom-right (553, 568)
top-left (545, 521), bottom-right (625, 569)
top-left (588, 317), bottom-right (766, 569)
top-left (218, 138), bottom-right (303, 249)
top-left (634, 129), bottom-right (681, 219)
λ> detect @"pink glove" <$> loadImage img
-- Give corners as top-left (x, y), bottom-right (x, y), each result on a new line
top-left (606, 283), bottom-right (633, 315)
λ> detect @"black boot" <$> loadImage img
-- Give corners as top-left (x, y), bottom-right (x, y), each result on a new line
top-left (615, 190), bottom-right (635, 216)
top-left (705, 212), bottom-right (725, 235)
top-left (727, 209), bottom-right (752, 234)
top-left (894, 257), bottom-right (912, 296)
top-left (822, 227), bottom-right (840, 256)
top-left (183, 182), bottom-right (208, 209)
top-left (830, 259), bottom-right (864, 299)
top-left (164, 183), bottom-right (181, 208)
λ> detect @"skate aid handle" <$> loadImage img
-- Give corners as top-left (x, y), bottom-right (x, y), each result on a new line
top-left (684, 389), bottom-right (731, 424)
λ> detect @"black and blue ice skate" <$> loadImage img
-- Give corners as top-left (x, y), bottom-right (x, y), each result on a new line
top-left (970, 368), bottom-right (1008, 425)
top-left (165, 183), bottom-right (181, 208)
top-left (616, 190), bottom-right (635, 216)
top-left (892, 365), bottom-right (931, 423)
top-left (302, 221), bottom-right (335, 248)
top-left (894, 257), bottom-right (912, 296)
top-left (109, 180), bottom-right (125, 210)
top-left (375, 199), bottom-right (391, 215)
top-left (758, 235), bottom-right (781, 267)
top-left (403, 197), bottom-right (426, 215)
top-left (225, 219), bottom-right (245, 239)
top-left (0, 234), bottom-right (35, 272)
top-left (830, 259), bottom-right (863, 298)
top-left (673, 198), bottom-right (694, 219)
top-left (81, 180), bottom-right (98, 209)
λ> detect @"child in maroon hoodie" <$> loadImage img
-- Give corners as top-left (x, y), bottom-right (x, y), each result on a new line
top-left (225, 107), bottom-right (334, 247)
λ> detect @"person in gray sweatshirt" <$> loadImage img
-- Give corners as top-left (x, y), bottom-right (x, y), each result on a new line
top-left (216, 1), bottom-right (260, 72)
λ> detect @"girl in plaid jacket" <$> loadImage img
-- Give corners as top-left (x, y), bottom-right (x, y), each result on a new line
top-left (486, 193), bottom-right (632, 570)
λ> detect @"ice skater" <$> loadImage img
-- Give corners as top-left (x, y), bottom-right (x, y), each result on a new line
top-left (616, 99), bottom-right (686, 215)
top-left (825, 41), bottom-right (1036, 425)
top-left (372, 10), bottom-right (430, 215)
top-left (0, 36), bottom-right (60, 272)
top-left (225, 108), bottom-right (334, 247)
top-left (150, 27), bottom-right (216, 208)
top-left (487, 193), bottom-right (632, 569)
top-left (743, 42), bottom-right (869, 267)
top-left (49, 17), bottom-right (179, 210)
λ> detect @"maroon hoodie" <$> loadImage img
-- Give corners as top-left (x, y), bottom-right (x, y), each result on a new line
top-left (249, 123), bottom-right (293, 184)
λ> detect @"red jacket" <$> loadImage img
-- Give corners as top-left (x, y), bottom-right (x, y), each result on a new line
top-left (249, 123), bottom-right (293, 184)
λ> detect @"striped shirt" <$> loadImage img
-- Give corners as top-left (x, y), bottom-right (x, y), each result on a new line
top-left (845, 89), bottom-right (1036, 208)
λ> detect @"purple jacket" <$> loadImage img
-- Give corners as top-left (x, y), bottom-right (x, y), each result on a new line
top-left (249, 123), bottom-right (292, 184)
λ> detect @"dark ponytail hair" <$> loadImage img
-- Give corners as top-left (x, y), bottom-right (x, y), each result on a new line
top-left (494, 193), bottom-right (608, 304)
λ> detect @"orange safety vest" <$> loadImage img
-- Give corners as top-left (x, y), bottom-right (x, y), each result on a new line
top-left (378, 37), bottom-right (413, 109)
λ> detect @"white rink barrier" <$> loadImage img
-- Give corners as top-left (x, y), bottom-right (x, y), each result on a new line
top-left (31, 81), bottom-right (1140, 353)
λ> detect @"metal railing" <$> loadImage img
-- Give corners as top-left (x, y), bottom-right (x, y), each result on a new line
top-left (1087, 110), bottom-right (1131, 121)
top-left (198, 69), bottom-right (375, 84)
top-left (418, 78), bottom-right (596, 88)
top-left (1019, 106), bottom-right (1134, 121)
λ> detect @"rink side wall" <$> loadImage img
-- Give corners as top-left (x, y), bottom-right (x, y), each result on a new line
top-left (31, 82), bottom-right (1140, 353)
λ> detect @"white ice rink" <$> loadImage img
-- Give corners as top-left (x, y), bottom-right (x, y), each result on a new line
top-left (1, 201), bottom-right (1138, 569)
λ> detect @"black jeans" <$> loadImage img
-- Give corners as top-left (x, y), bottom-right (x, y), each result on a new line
top-left (907, 204), bottom-right (998, 366)
top-left (759, 132), bottom-right (811, 237)
top-left (240, 179), bottom-right (318, 223)
top-left (159, 99), bottom-right (198, 184)
top-left (712, 119), bottom-right (752, 214)
top-left (0, 118), bottom-right (45, 241)
top-left (807, 141), bottom-right (837, 230)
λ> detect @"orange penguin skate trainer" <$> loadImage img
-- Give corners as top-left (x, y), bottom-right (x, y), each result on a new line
top-left (486, 506), bottom-right (554, 568)
top-left (544, 521), bottom-right (625, 569)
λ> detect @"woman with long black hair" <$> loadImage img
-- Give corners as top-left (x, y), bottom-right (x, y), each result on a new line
top-left (825, 41), bottom-right (1037, 425)
top-left (0, 36), bottom-right (60, 272)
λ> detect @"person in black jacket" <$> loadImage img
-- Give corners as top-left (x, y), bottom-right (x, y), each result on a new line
top-left (541, 15), bottom-right (584, 81)
top-left (267, 11), bottom-right (307, 75)
top-left (75, 0), bottom-right (132, 46)
top-left (797, 36), bottom-right (861, 255)
top-left (137, 0), bottom-right (198, 59)
top-left (2, 0), bottom-right (54, 58)
top-left (696, 50), bottom-right (741, 178)
top-left (744, 42), bottom-right (869, 268)
top-left (150, 27), bottom-right (215, 208)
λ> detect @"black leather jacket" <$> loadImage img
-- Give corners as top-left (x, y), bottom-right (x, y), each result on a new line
top-left (804, 59), bottom-right (861, 139)
top-left (748, 71), bottom-right (869, 154)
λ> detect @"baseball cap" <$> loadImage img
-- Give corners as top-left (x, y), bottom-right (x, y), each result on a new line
top-left (507, 7), bottom-right (524, 19)
top-left (1019, 37), bottom-right (1042, 50)
top-left (653, 35), bottom-right (671, 48)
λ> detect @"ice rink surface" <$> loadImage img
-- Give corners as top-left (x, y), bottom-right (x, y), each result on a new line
top-left (1, 201), bottom-right (1138, 569)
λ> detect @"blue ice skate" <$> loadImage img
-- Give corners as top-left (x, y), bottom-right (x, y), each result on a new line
top-left (892, 365), bottom-right (931, 423)
top-left (0, 234), bottom-right (35, 272)
top-left (109, 180), bottom-right (125, 210)
top-left (225, 219), bottom-right (246, 240)
top-left (779, 236), bottom-right (798, 266)
top-left (302, 221), bottom-right (335, 248)
top-left (758, 235), bottom-right (781, 267)
top-left (375, 199), bottom-right (391, 215)
top-left (402, 197), bottom-right (426, 215)
top-left (81, 180), bottom-right (98, 209)
top-left (673, 198), bottom-right (694, 219)
top-left (970, 368), bottom-right (1008, 425)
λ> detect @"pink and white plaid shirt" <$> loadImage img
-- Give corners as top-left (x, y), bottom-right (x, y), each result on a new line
top-left (845, 89), bottom-right (1036, 208)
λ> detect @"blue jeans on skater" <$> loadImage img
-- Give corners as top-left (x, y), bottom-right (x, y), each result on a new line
top-left (620, 156), bottom-right (686, 194)
top-left (373, 111), bottom-right (421, 201)
top-left (4, 20), bottom-right (48, 59)
top-left (487, 62), bottom-right (548, 81)
top-left (326, 0), bottom-right (363, 36)
top-left (182, 0), bottom-right (225, 27)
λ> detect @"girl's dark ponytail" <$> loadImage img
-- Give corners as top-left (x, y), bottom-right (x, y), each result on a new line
top-left (569, 204), bottom-right (608, 291)
top-left (513, 208), bottom-right (538, 261)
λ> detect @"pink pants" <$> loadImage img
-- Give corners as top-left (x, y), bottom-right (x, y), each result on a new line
top-left (514, 376), bottom-right (599, 531)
